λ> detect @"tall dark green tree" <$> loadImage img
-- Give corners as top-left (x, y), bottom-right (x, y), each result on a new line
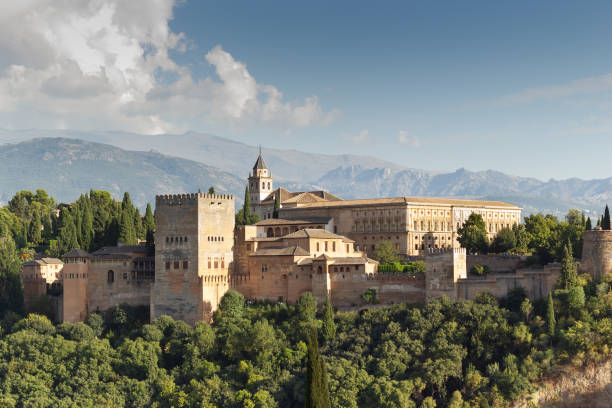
top-left (273, 190), bottom-right (280, 218)
top-left (236, 186), bottom-right (259, 225)
top-left (143, 203), bottom-right (155, 247)
top-left (119, 212), bottom-right (138, 245)
top-left (57, 212), bottom-right (79, 256)
top-left (546, 293), bottom-right (556, 338)
top-left (27, 211), bottom-right (42, 245)
top-left (208, 186), bottom-right (215, 194)
top-left (604, 205), bottom-right (611, 230)
top-left (321, 297), bottom-right (336, 342)
top-left (0, 236), bottom-right (24, 317)
top-left (585, 217), bottom-right (592, 231)
top-left (306, 328), bottom-right (331, 408)
top-left (457, 213), bottom-right (489, 254)
top-left (559, 242), bottom-right (578, 290)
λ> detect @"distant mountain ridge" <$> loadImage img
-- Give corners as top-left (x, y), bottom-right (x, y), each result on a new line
top-left (0, 137), bottom-right (244, 208)
top-left (0, 130), bottom-right (610, 217)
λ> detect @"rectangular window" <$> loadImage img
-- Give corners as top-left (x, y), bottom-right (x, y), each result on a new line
top-left (332, 242), bottom-right (336, 251)
top-left (123, 272), bottom-right (127, 280)
top-left (316, 242), bottom-right (320, 251)
top-left (325, 241), bottom-right (328, 251)
top-left (183, 261), bottom-right (188, 269)
top-left (165, 262), bottom-right (170, 270)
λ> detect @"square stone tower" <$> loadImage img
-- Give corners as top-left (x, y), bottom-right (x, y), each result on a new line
top-left (151, 193), bottom-right (235, 324)
top-left (425, 247), bottom-right (467, 300)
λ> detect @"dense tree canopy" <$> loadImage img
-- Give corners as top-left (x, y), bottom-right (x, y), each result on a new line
top-left (457, 213), bottom-right (489, 254)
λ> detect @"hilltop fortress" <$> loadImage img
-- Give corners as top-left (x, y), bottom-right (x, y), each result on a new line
top-left (23, 152), bottom-right (600, 325)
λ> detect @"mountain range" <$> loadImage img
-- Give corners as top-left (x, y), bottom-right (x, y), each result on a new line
top-left (0, 129), bottom-right (610, 218)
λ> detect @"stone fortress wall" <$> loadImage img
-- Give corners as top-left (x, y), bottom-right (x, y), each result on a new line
top-left (21, 152), bottom-right (606, 325)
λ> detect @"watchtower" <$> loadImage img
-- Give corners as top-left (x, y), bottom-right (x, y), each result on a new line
top-left (151, 192), bottom-right (235, 324)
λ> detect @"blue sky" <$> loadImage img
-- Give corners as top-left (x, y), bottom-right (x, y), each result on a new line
top-left (1, 1), bottom-right (612, 180)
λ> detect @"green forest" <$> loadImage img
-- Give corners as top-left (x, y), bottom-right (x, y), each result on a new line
top-left (0, 189), bottom-right (611, 406)
top-left (1, 283), bottom-right (611, 407)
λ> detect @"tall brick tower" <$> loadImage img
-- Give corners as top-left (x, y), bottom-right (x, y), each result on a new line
top-left (151, 192), bottom-right (235, 324)
top-left (248, 148), bottom-right (273, 208)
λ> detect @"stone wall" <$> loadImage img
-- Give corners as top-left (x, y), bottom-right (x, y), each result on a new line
top-left (330, 273), bottom-right (425, 306)
top-left (467, 254), bottom-right (525, 273)
top-left (87, 257), bottom-right (151, 314)
top-left (456, 263), bottom-right (561, 301)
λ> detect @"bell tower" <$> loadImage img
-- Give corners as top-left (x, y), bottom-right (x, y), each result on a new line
top-left (248, 147), bottom-right (273, 205)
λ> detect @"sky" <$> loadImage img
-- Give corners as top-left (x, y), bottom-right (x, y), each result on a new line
top-left (1, 1), bottom-right (612, 180)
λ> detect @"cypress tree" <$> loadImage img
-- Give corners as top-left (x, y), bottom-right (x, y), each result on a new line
top-left (119, 212), bottom-right (138, 245)
top-left (273, 190), bottom-right (280, 219)
top-left (306, 328), bottom-right (331, 408)
top-left (581, 212), bottom-right (586, 226)
top-left (585, 217), bottom-right (592, 231)
top-left (597, 216), bottom-right (602, 228)
top-left (560, 241), bottom-right (578, 289)
top-left (546, 293), bottom-right (556, 338)
top-left (143, 203), bottom-right (155, 242)
top-left (81, 196), bottom-right (94, 251)
top-left (57, 212), bottom-right (79, 255)
top-left (42, 211), bottom-right (53, 241)
top-left (321, 297), bottom-right (336, 342)
top-left (604, 205), bottom-right (611, 230)
top-left (28, 211), bottom-right (42, 245)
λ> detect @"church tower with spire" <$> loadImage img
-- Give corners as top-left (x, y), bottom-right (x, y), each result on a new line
top-left (248, 148), bottom-right (273, 209)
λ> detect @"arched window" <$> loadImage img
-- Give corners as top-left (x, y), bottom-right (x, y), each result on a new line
top-left (107, 270), bottom-right (114, 283)
top-left (267, 228), bottom-right (274, 237)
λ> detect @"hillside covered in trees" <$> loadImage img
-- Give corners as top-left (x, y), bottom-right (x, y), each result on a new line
top-left (0, 284), bottom-right (611, 407)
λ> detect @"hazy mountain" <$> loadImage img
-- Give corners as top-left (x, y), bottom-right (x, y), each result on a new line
top-left (0, 138), bottom-right (245, 208)
top-left (0, 129), bottom-right (404, 183)
top-left (312, 165), bottom-right (611, 217)
top-left (0, 130), bottom-right (610, 218)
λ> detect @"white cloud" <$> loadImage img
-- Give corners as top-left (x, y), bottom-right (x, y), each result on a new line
top-left (500, 73), bottom-right (612, 105)
top-left (398, 130), bottom-right (421, 148)
top-left (0, 1), bottom-right (336, 134)
top-left (342, 129), bottom-right (369, 144)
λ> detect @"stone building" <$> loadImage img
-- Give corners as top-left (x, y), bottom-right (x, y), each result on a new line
top-left (21, 257), bottom-right (63, 317)
top-left (248, 152), bottom-right (522, 256)
top-left (151, 193), bottom-right (235, 324)
top-left (247, 152), bottom-right (342, 220)
top-left (20, 245), bottom-right (154, 323)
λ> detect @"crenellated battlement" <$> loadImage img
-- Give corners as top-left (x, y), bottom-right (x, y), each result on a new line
top-left (424, 247), bottom-right (466, 256)
top-left (156, 193), bottom-right (235, 206)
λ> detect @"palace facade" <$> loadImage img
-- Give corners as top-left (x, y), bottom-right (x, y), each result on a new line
top-left (248, 152), bottom-right (522, 256)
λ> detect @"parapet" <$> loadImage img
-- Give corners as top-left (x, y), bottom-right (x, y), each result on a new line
top-left (424, 247), bottom-right (466, 256)
top-left (156, 193), bottom-right (235, 206)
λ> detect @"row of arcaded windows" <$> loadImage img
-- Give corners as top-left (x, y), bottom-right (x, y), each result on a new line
top-left (207, 236), bottom-right (225, 242)
top-left (207, 257), bottom-right (225, 269)
top-left (415, 243), bottom-right (452, 250)
top-left (315, 241), bottom-right (336, 252)
top-left (249, 181), bottom-right (271, 190)
top-left (164, 261), bottom-right (189, 270)
top-left (166, 236), bottom-right (188, 244)
top-left (353, 223), bottom-right (403, 233)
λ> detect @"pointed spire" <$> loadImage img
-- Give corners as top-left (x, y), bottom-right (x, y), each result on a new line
top-left (253, 147), bottom-right (268, 171)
